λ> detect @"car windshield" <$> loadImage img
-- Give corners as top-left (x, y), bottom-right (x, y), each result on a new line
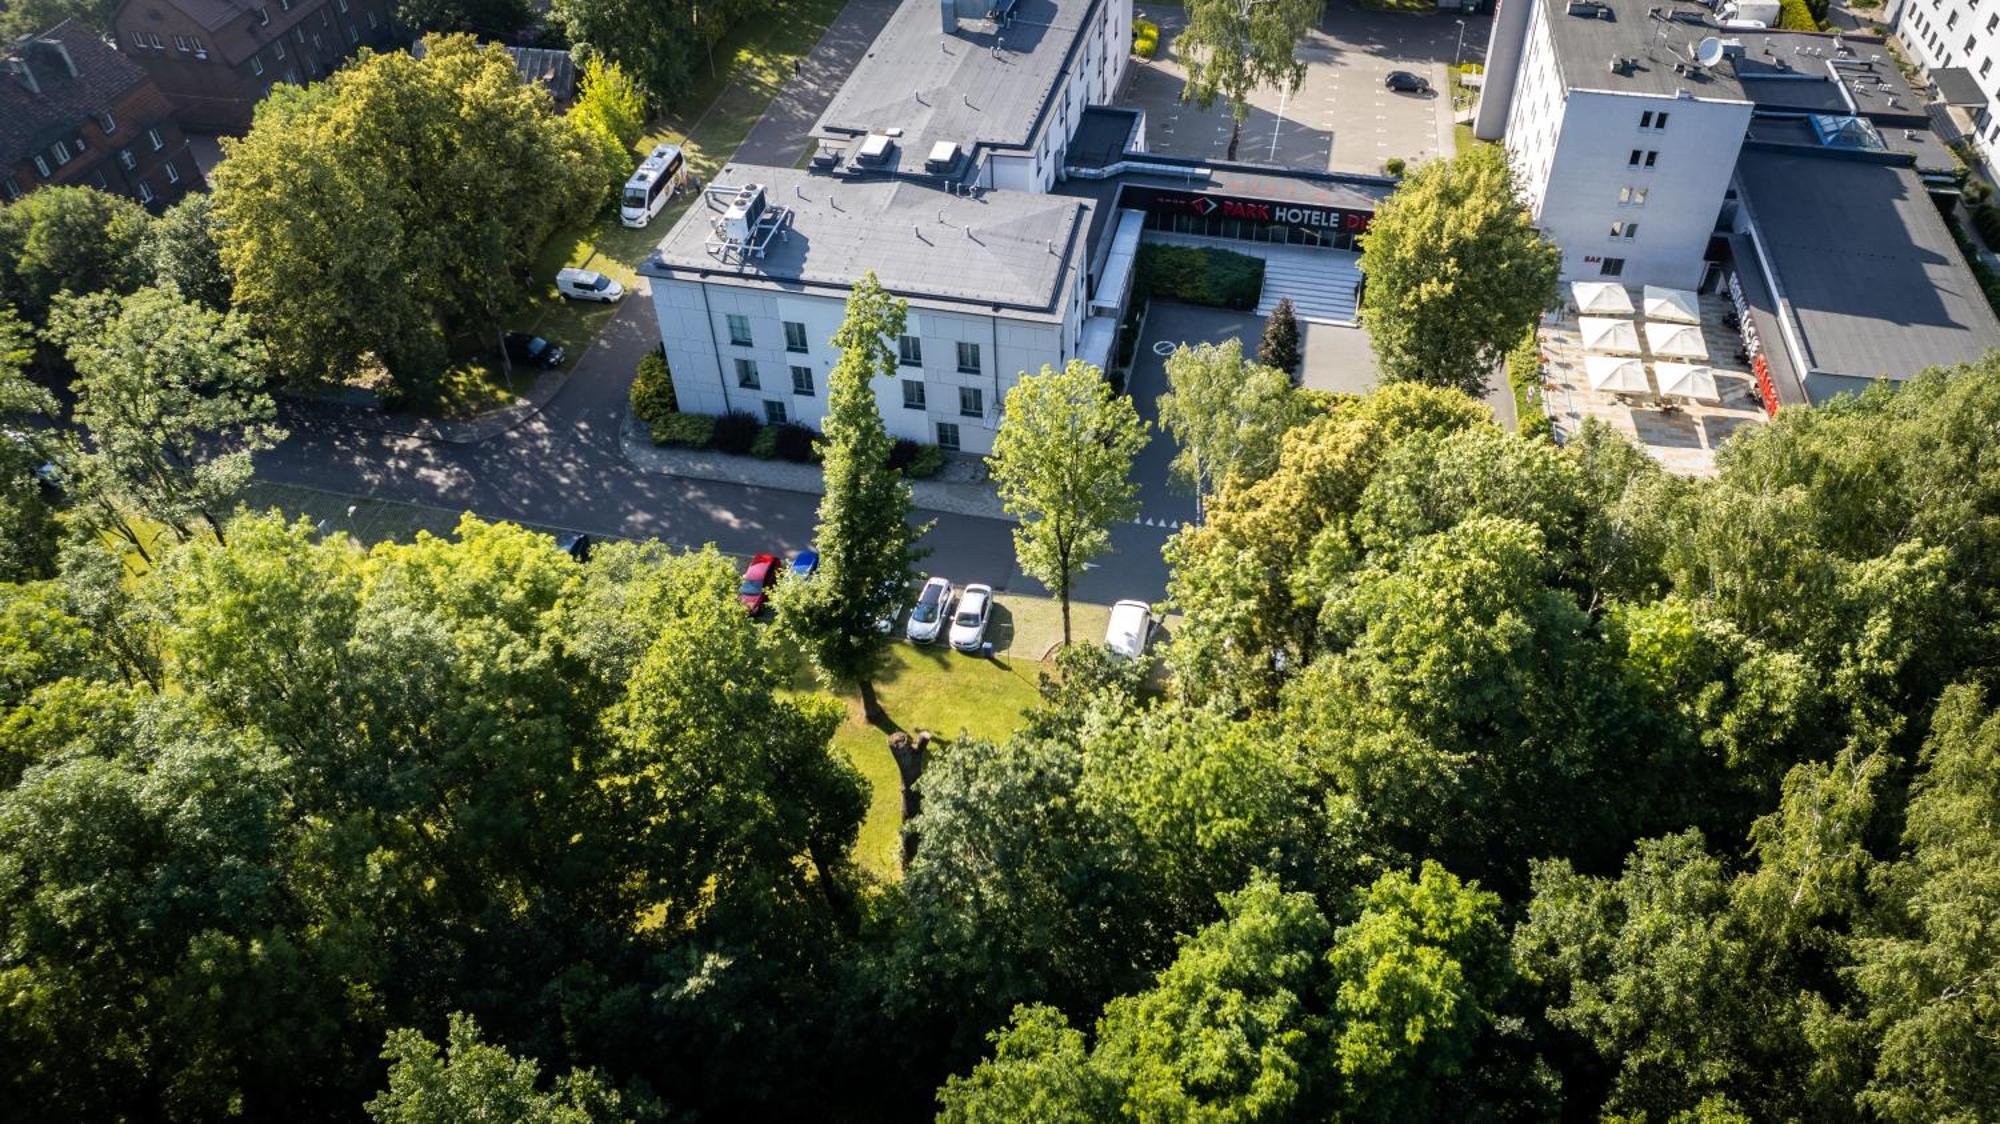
top-left (956, 600), bottom-right (983, 626)
top-left (623, 189), bottom-right (645, 208)
top-left (738, 577), bottom-right (764, 595)
top-left (911, 602), bottom-right (936, 623)
top-left (590, 275), bottom-right (610, 291)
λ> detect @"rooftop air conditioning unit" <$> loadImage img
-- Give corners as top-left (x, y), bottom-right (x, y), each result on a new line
top-left (856, 133), bottom-right (893, 167)
top-left (723, 185), bottom-right (768, 244)
top-left (925, 140), bottom-right (962, 173)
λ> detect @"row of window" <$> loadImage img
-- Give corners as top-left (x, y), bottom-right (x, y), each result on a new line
top-left (729, 359), bottom-right (986, 418)
top-left (1637, 109), bottom-right (1670, 131)
top-left (745, 400), bottom-right (965, 451)
top-left (724, 313), bottom-right (984, 373)
top-left (1628, 148), bottom-right (1660, 169)
top-left (23, 126), bottom-right (165, 180)
top-left (5, 154), bottom-right (182, 203)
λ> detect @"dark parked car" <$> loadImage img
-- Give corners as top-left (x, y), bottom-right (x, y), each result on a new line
top-left (1384, 70), bottom-right (1432, 94)
top-left (738, 553), bottom-right (782, 615)
top-left (503, 332), bottom-right (567, 369)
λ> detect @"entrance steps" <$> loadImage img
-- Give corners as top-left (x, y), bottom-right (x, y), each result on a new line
top-left (1142, 231), bottom-right (1361, 325)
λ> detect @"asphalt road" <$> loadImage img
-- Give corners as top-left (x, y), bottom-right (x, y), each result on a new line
top-left (254, 296), bottom-right (1181, 603)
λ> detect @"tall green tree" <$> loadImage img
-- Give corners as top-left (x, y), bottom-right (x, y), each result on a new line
top-left (988, 360), bottom-right (1146, 646)
top-left (552, 0), bottom-right (718, 106)
top-left (393, 0), bottom-right (532, 36)
top-left (211, 35), bottom-right (603, 393)
top-left (1258, 296), bottom-right (1302, 376)
top-left (571, 57), bottom-right (651, 200)
top-left (144, 192), bottom-right (232, 311)
top-left (1157, 337), bottom-right (1296, 516)
top-left (774, 272), bottom-right (927, 719)
top-left (0, 304), bottom-right (60, 581)
top-left (45, 288), bottom-right (283, 554)
top-left (0, 185), bottom-right (153, 326)
top-left (1174, 0), bottom-right (1324, 161)
top-left (1358, 145), bottom-right (1561, 395)
top-left (367, 1013), bottom-right (637, 1123)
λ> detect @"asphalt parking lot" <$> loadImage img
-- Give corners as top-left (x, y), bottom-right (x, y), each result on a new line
top-left (1123, 0), bottom-right (1490, 175)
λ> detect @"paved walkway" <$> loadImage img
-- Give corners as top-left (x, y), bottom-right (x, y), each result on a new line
top-left (733, 0), bottom-right (903, 166)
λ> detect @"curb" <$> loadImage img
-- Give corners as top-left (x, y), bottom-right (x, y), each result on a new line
top-left (617, 412), bottom-right (1013, 521)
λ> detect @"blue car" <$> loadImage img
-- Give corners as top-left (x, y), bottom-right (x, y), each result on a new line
top-left (791, 548), bottom-right (819, 579)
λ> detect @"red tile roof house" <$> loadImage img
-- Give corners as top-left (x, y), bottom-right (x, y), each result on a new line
top-left (3, 20), bottom-right (202, 211)
top-left (110, 0), bottom-right (397, 133)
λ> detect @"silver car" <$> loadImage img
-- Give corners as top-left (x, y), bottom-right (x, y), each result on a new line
top-left (905, 576), bottom-right (953, 644)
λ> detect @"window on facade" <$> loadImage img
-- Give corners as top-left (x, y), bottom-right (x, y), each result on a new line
top-left (98, 111), bottom-right (116, 134)
top-left (52, 141), bottom-right (70, 165)
top-left (735, 358), bottom-right (760, 389)
top-left (368, 11), bottom-right (379, 27)
top-left (1982, 58), bottom-right (1992, 78)
top-left (956, 341), bottom-right (980, 373)
top-left (898, 334), bottom-right (922, 367)
top-left (959, 386), bottom-right (983, 418)
top-left (1946, 9), bottom-right (1957, 28)
top-left (173, 34), bottom-right (191, 51)
top-left (936, 422), bottom-right (960, 451)
top-left (1639, 110), bottom-right (1653, 128)
top-left (274, 40), bottom-right (286, 59)
top-left (93, 170), bottom-right (108, 189)
top-left (191, 36), bottom-right (204, 54)
top-left (147, 128), bottom-right (164, 151)
top-left (33, 156), bottom-right (50, 178)
top-left (147, 32), bottom-right (164, 48)
top-left (252, 55), bottom-right (265, 75)
top-left (138, 181), bottom-right (155, 204)
top-left (2, 177), bottom-right (19, 201)
top-left (346, 24), bottom-right (357, 43)
top-left (119, 148), bottom-right (136, 170)
top-left (279, 0), bottom-right (291, 10)
top-left (258, 5), bottom-right (270, 23)
top-left (1644, 150), bottom-right (1658, 167)
top-left (312, 33), bottom-right (322, 51)
top-left (165, 160), bottom-right (181, 184)
top-left (1610, 221), bottom-right (1637, 240)
top-left (901, 380), bottom-right (926, 410)
top-left (790, 365), bottom-right (814, 396)
top-left (1619, 185), bottom-right (1649, 206)
top-left (1599, 257), bottom-right (1625, 277)
top-left (764, 400), bottom-right (788, 424)
top-left (129, 30), bottom-right (145, 49)
top-left (338, 0), bottom-right (349, 10)
top-left (783, 320), bottom-right (809, 352)
top-left (1629, 149), bottom-right (1643, 166)
top-left (726, 314), bottom-right (752, 346)
top-left (321, 9), bottom-right (330, 25)
top-left (1988, 13), bottom-right (1998, 33)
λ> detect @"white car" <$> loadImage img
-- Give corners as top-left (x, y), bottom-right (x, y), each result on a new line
top-left (1105, 599), bottom-right (1157, 659)
top-left (949, 584), bottom-right (993, 652)
top-left (556, 267), bottom-right (624, 303)
top-left (905, 576), bottom-right (954, 644)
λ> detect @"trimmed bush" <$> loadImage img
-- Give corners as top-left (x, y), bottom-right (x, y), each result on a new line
top-left (1776, 0), bottom-right (1816, 30)
top-left (1973, 202), bottom-right (2000, 249)
top-left (904, 443), bottom-right (947, 479)
top-left (750, 425), bottom-right (781, 459)
top-left (1134, 243), bottom-right (1265, 310)
top-left (629, 349), bottom-right (677, 428)
top-left (772, 422), bottom-right (819, 463)
top-left (1384, 157), bottom-right (1407, 178)
top-left (711, 410), bottom-right (763, 455)
top-left (1508, 329), bottom-right (1555, 442)
top-left (651, 412), bottom-right (714, 448)
top-left (1133, 18), bottom-right (1159, 59)
top-left (887, 437), bottom-right (920, 473)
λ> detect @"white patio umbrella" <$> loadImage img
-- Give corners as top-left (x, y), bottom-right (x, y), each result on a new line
top-left (1642, 285), bottom-right (1702, 324)
top-left (1580, 316), bottom-right (1643, 353)
top-left (1655, 361), bottom-right (1721, 402)
top-left (1645, 320), bottom-right (1709, 360)
top-left (1571, 281), bottom-right (1636, 316)
top-left (1585, 354), bottom-right (1652, 394)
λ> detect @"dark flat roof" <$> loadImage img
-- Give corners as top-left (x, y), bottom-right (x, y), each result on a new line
top-left (643, 163), bottom-right (1090, 319)
top-left (813, 0), bottom-right (1102, 176)
top-left (1070, 106), bottom-right (1139, 171)
top-left (1932, 66), bottom-right (1986, 107)
top-left (1737, 149), bottom-right (2000, 382)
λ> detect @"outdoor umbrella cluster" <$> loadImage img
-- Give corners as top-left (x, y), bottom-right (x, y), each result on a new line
top-left (1572, 283), bottom-right (1720, 404)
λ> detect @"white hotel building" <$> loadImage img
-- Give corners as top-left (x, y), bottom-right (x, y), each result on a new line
top-left (640, 0), bottom-right (1131, 456)
top-left (1888, 0), bottom-right (2000, 168)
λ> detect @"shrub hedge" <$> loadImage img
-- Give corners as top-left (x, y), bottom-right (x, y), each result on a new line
top-left (629, 350), bottom-right (677, 428)
top-left (652, 413), bottom-right (714, 448)
top-left (1134, 243), bottom-right (1265, 310)
top-left (904, 443), bottom-right (946, 479)
top-left (711, 410), bottom-right (763, 455)
top-left (1776, 0), bottom-right (1816, 30)
top-left (1507, 329), bottom-right (1554, 442)
top-left (1133, 19), bottom-right (1158, 58)
top-left (1973, 202), bottom-right (2000, 249)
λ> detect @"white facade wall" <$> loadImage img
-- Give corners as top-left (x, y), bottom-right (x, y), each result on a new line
top-left (1502, 0), bottom-right (1751, 289)
top-left (1894, 0), bottom-right (2000, 166)
top-left (978, 0), bottom-right (1132, 191)
top-left (651, 277), bottom-right (1080, 457)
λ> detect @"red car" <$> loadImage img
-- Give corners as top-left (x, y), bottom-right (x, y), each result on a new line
top-left (738, 553), bottom-right (781, 615)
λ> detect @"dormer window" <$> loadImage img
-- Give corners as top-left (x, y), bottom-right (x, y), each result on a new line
top-left (258, 5), bottom-right (271, 23)
top-left (98, 110), bottom-right (116, 133)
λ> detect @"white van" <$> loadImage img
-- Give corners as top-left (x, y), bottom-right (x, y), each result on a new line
top-left (1105, 600), bottom-right (1157, 659)
top-left (556, 267), bottom-right (624, 303)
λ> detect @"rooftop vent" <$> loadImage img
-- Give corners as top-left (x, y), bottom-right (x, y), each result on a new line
top-left (856, 133), bottom-right (894, 167)
top-left (925, 140), bottom-right (962, 174)
top-left (810, 141), bottom-right (844, 170)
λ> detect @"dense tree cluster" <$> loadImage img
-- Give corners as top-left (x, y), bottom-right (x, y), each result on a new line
top-left (3, 308), bottom-right (1997, 1120)
top-left (210, 34), bottom-right (604, 394)
top-left (551, 0), bottom-right (775, 107)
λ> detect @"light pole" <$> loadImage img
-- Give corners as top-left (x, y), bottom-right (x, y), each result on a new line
top-left (1454, 18), bottom-right (1467, 70)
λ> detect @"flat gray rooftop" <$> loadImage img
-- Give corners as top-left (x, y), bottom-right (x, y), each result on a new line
top-left (644, 163), bottom-right (1091, 317)
top-left (1738, 149), bottom-right (2000, 382)
top-left (813, 0), bottom-right (1100, 175)
top-left (1542, 0), bottom-right (1908, 105)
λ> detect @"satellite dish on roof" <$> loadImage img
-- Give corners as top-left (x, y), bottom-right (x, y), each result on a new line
top-left (1695, 36), bottom-right (1726, 67)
